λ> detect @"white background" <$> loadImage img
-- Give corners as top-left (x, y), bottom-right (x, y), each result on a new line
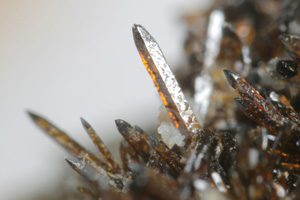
top-left (0, 0), bottom-right (208, 199)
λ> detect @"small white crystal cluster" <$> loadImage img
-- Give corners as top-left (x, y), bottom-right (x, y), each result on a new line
top-left (158, 108), bottom-right (185, 148)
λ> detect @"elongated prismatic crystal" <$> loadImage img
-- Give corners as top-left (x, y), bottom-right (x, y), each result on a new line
top-left (132, 24), bottom-right (201, 137)
top-left (27, 111), bottom-right (124, 190)
top-left (26, 0), bottom-right (300, 199)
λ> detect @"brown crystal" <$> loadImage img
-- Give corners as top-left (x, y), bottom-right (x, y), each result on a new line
top-left (280, 34), bottom-right (300, 64)
top-left (27, 1), bottom-right (300, 199)
top-left (81, 117), bottom-right (121, 173)
top-left (132, 24), bottom-right (201, 138)
top-left (115, 119), bottom-right (152, 163)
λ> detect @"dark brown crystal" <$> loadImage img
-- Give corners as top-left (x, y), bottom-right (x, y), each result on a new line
top-left (276, 60), bottom-right (298, 78)
top-left (27, 0), bottom-right (300, 199)
top-left (280, 34), bottom-right (300, 64)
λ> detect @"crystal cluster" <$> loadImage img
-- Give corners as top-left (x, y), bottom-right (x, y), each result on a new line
top-left (29, 0), bottom-right (300, 199)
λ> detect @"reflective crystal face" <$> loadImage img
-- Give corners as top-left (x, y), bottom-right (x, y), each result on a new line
top-left (29, 0), bottom-right (300, 199)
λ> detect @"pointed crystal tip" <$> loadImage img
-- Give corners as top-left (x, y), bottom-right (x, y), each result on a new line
top-left (279, 34), bottom-right (300, 58)
top-left (115, 119), bottom-right (132, 134)
top-left (132, 24), bottom-right (142, 37)
top-left (132, 24), bottom-right (149, 48)
top-left (80, 117), bottom-right (90, 129)
top-left (132, 24), bottom-right (145, 32)
top-left (27, 110), bottom-right (40, 121)
top-left (64, 157), bottom-right (79, 170)
top-left (279, 34), bottom-right (291, 45)
top-left (132, 24), bottom-right (141, 30)
top-left (279, 34), bottom-right (300, 49)
top-left (223, 69), bottom-right (241, 86)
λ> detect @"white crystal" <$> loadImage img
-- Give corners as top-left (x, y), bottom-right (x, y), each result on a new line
top-left (204, 9), bottom-right (224, 67)
top-left (158, 121), bottom-right (185, 148)
top-left (249, 148), bottom-right (259, 169)
top-left (194, 72), bottom-right (213, 126)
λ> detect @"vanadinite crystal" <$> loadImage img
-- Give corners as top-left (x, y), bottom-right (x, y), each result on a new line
top-left (29, 0), bottom-right (300, 199)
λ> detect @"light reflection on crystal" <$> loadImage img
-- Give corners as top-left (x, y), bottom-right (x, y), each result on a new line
top-left (158, 121), bottom-right (185, 148)
top-left (27, 0), bottom-right (300, 199)
top-left (194, 72), bottom-right (213, 126)
top-left (133, 24), bottom-right (201, 138)
top-left (204, 9), bottom-right (225, 67)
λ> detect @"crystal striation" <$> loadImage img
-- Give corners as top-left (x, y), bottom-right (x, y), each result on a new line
top-left (28, 0), bottom-right (300, 199)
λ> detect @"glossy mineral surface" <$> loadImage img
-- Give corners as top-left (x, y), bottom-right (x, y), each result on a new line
top-left (29, 0), bottom-right (300, 199)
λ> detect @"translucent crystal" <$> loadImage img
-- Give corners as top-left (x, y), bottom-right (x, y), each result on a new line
top-left (27, 1), bottom-right (300, 199)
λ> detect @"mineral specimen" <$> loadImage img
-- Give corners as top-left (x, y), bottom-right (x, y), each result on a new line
top-left (28, 0), bottom-right (300, 199)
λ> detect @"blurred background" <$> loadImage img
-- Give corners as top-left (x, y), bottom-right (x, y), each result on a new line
top-left (0, 0), bottom-right (209, 199)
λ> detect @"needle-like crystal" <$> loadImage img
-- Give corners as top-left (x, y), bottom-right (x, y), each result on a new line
top-left (145, 133), bottom-right (184, 176)
top-left (115, 119), bottom-right (152, 162)
top-left (81, 117), bottom-right (121, 173)
top-left (132, 24), bottom-right (201, 137)
top-left (280, 34), bottom-right (300, 63)
top-left (28, 111), bottom-right (124, 189)
top-left (27, 111), bottom-right (108, 170)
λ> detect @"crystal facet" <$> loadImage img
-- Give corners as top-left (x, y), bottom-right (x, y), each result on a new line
top-left (27, 1), bottom-right (300, 199)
